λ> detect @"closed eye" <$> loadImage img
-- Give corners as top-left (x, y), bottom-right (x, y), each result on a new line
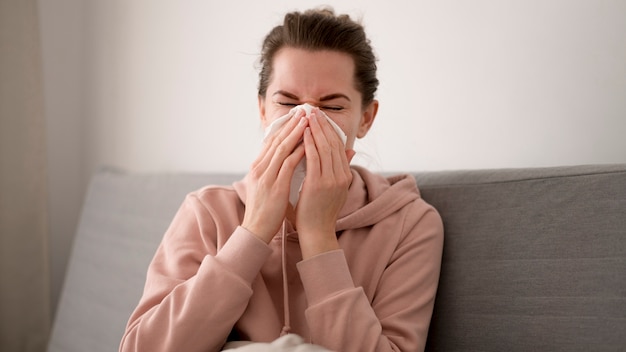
top-left (321, 106), bottom-right (344, 111)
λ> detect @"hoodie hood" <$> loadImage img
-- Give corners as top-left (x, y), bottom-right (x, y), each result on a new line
top-left (335, 166), bottom-right (421, 231)
top-left (232, 165), bottom-right (421, 232)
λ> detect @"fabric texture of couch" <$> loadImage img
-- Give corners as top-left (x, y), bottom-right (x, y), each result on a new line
top-left (47, 164), bottom-right (626, 352)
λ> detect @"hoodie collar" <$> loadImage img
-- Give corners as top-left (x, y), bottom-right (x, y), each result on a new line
top-left (232, 166), bottom-right (421, 232)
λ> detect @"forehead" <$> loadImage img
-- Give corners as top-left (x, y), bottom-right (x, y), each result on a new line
top-left (269, 48), bottom-right (357, 93)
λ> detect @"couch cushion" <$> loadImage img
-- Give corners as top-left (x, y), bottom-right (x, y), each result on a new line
top-left (417, 164), bottom-right (626, 351)
top-left (47, 168), bottom-right (243, 352)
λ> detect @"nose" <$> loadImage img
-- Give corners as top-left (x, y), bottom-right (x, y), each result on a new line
top-left (296, 103), bottom-right (318, 118)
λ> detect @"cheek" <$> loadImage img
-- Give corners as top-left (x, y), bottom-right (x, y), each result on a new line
top-left (273, 106), bottom-right (293, 118)
top-left (262, 106), bottom-right (293, 128)
top-left (329, 117), bottom-right (358, 149)
top-left (344, 133), bottom-right (357, 150)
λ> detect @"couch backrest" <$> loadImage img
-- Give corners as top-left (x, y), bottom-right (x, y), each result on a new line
top-left (47, 169), bottom-right (244, 352)
top-left (47, 165), bottom-right (626, 352)
top-left (417, 164), bottom-right (626, 351)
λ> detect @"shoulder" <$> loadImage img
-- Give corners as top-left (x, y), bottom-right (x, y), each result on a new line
top-left (193, 184), bottom-right (239, 199)
top-left (184, 184), bottom-right (243, 216)
top-left (399, 197), bottom-right (444, 249)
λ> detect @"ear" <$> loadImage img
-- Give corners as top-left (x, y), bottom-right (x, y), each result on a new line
top-left (258, 95), bottom-right (268, 127)
top-left (356, 99), bottom-right (378, 138)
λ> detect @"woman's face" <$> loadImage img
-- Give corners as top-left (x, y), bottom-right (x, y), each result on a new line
top-left (259, 47), bottom-right (378, 150)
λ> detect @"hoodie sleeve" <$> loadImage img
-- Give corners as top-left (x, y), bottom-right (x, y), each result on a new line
top-left (119, 193), bottom-right (272, 352)
top-left (297, 200), bottom-right (444, 352)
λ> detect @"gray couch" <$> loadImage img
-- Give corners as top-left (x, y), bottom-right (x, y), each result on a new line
top-left (47, 164), bottom-right (626, 352)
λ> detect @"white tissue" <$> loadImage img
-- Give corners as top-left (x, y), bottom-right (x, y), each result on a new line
top-left (263, 103), bottom-right (346, 144)
top-left (263, 103), bottom-right (347, 206)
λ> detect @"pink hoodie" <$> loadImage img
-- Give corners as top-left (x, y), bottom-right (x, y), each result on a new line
top-left (120, 166), bottom-right (443, 352)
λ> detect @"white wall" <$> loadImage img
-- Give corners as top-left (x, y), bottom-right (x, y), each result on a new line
top-left (40, 0), bottom-right (626, 318)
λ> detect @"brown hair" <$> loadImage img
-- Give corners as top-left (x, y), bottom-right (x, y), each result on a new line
top-left (258, 8), bottom-right (379, 108)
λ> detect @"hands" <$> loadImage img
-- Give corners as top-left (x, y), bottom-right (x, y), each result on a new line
top-left (242, 108), bottom-right (354, 257)
top-left (296, 111), bottom-right (355, 259)
top-left (242, 111), bottom-right (308, 243)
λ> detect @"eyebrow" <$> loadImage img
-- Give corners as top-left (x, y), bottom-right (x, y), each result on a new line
top-left (272, 90), bottom-right (351, 102)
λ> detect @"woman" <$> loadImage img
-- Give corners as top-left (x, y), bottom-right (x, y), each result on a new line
top-left (120, 8), bottom-right (443, 352)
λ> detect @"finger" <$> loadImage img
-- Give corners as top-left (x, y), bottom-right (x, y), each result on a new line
top-left (345, 149), bottom-right (356, 164)
top-left (255, 115), bottom-right (308, 176)
top-left (270, 115), bottom-right (308, 162)
top-left (254, 113), bottom-right (299, 167)
top-left (311, 112), bottom-right (352, 185)
top-left (307, 114), bottom-right (331, 176)
top-left (313, 109), bottom-right (344, 145)
top-left (302, 127), bottom-right (320, 177)
top-left (264, 112), bottom-right (306, 151)
top-left (277, 143), bottom-right (305, 185)
top-left (308, 112), bottom-right (344, 176)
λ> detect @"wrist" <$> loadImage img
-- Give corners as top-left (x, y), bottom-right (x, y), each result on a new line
top-left (298, 229), bottom-right (339, 259)
top-left (241, 221), bottom-right (274, 244)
